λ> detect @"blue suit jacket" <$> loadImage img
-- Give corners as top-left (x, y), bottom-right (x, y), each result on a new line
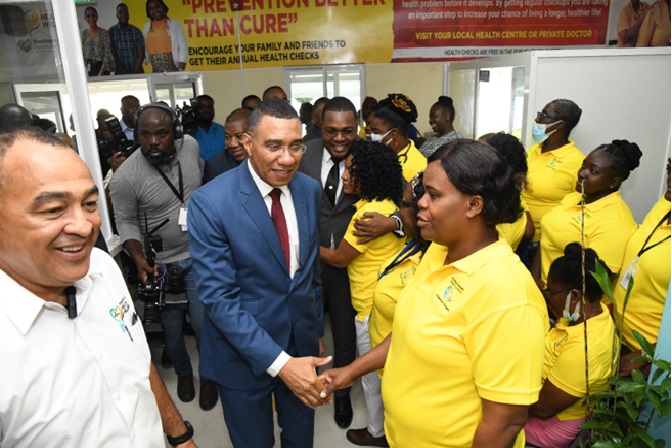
top-left (187, 159), bottom-right (324, 390)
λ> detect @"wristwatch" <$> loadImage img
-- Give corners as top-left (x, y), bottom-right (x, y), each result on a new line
top-left (390, 213), bottom-right (406, 238)
top-left (167, 421), bottom-right (194, 447)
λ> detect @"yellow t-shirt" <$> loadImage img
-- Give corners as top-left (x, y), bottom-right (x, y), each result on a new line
top-left (497, 195), bottom-right (529, 251)
top-left (615, 196), bottom-right (671, 351)
top-left (539, 191), bottom-right (637, 286)
top-left (382, 239), bottom-right (548, 448)
top-left (523, 141), bottom-right (585, 241)
top-left (369, 247), bottom-right (423, 377)
top-left (544, 303), bottom-right (616, 421)
top-left (344, 199), bottom-right (405, 321)
top-left (399, 140), bottom-right (427, 182)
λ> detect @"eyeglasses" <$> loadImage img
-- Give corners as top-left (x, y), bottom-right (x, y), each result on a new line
top-left (86, 13), bottom-right (97, 18)
top-left (536, 111), bottom-right (562, 122)
top-left (252, 136), bottom-right (305, 155)
top-left (541, 286), bottom-right (574, 301)
top-left (324, 129), bottom-right (356, 138)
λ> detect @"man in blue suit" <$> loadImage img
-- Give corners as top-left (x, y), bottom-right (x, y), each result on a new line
top-left (188, 98), bottom-right (330, 447)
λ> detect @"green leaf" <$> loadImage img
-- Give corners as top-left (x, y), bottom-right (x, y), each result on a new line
top-left (631, 368), bottom-right (646, 383)
top-left (649, 389), bottom-right (665, 415)
top-left (591, 442), bottom-right (620, 448)
top-left (591, 261), bottom-right (616, 306)
top-left (632, 330), bottom-right (654, 357)
top-left (581, 420), bottom-right (610, 430)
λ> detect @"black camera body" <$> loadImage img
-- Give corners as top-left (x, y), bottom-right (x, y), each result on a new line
top-left (98, 116), bottom-right (139, 160)
top-left (133, 217), bottom-right (188, 332)
top-left (176, 98), bottom-right (198, 135)
top-left (135, 262), bottom-right (189, 331)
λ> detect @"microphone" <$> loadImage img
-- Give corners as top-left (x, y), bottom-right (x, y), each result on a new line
top-left (65, 286), bottom-right (78, 319)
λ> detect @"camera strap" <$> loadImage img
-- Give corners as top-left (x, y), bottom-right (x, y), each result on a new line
top-left (156, 164), bottom-right (184, 204)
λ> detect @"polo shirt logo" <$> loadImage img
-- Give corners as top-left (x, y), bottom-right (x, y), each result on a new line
top-left (547, 158), bottom-right (561, 170)
top-left (109, 296), bottom-right (134, 342)
top-left (435, 285), bottom-right (454, 312)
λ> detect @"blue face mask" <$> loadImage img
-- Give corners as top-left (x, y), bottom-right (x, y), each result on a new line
top-left (531, 121), bottom-right (560, 144)
top-left (370, 129), bottom-right (392, 144)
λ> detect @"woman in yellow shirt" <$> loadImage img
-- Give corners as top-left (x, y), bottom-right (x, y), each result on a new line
top-left (615, 158), bottom-right (670, 377)
top-left (525, 243), bottom-right (616, 448)
top-left (368, 93), bottom-right (426, 182)
top-left (345, 172), bottom-right (430, 446)
top-left (319, 139), bottom-right (548, 448)
top-left (521, 99), bottom-right (583, 264)
top-left (534, 139), bottom-right (642, 287)
top-left (320, 139), bottom-right (405, 446)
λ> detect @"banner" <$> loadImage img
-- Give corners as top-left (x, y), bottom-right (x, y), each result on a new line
top-left (392, 0), bottom-right (611, 60)
top-left (127, 1), bottom-right (394, 70)
top-left (119, 0), bottom-right (669, 70)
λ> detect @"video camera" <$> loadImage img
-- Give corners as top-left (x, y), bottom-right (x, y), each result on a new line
top-left (97, 116), bottom-right (139, 159)
top-left (175, 98), bottom-right (198, 135)
top-left (134, 216), bottom-right (189, 332)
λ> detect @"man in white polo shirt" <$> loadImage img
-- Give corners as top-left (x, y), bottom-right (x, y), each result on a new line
top-left (0, 128), bottom-right (195, 448)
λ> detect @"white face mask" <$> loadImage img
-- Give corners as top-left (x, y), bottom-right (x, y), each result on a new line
top-left (562, 291), bottom-right (580, 322)
top-left (370, 128), bottom-right (393, 144)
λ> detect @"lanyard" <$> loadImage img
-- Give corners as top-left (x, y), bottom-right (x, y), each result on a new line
top-left (397, 142), bottom-right (411, 165)
top-left (637, 211), bottom-right (671, 258)
top-left (157, 163), bottom-right (184, 204)
top-left (379, 240), bottom-right (420, 280)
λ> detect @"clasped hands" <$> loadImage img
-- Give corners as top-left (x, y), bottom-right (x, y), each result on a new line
top-left (277, 356), bottom-right (355, 409)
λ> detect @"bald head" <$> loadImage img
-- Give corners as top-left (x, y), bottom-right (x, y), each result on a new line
top-left (0, 103), bottom-right (33, 133)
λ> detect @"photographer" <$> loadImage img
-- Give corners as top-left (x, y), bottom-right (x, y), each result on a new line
top-left (109, 103), bottom-right (219, 412)
top-left (188, 94), bottom-right (225, 162)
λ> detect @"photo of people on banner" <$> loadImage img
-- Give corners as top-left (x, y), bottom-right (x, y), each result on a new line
top-left (76, 0), bottom-right (670, 74)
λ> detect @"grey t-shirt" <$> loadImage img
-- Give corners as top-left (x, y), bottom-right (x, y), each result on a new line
top-left (110, 135), bottom-right (203, 263)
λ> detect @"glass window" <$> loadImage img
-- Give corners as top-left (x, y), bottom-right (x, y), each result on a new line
top-left (286, 65), bottom-right (364, 114)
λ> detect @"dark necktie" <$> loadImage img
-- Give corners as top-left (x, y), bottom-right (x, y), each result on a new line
top-left (269, 188), bottom-right (290, 269)
top-left (325, 157), bottom-right (341, 206)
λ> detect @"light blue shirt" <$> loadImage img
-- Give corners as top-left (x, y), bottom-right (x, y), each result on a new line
top-left (190, 122), bottom-right (225, 161)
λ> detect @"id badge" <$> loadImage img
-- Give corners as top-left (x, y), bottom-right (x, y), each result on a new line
top-left (619, 259), bottom-right (639, 290)
top-left (178, 206), bottom-right (188, 231)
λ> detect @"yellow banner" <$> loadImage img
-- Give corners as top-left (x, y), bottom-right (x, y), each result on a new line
top-left (128, 0), bottom-right (393, 70)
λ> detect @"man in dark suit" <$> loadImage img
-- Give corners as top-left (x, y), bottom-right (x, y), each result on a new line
top-left (188, 98), bottom-right (330, 447)
top-left (202, 108), bottom-right (251, 184)
top-left (298, 96), bottom-right (360, 429)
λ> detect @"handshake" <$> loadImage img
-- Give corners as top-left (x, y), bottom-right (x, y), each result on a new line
top-left (277, 355), bottom-right (358, 410)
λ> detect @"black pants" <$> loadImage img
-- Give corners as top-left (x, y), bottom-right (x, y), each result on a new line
top-left (322, 264), bottom-right (357, 397)
top-left (88, 60), bottom-right (109, 76)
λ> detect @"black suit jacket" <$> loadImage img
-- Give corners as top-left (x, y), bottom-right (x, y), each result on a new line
top-left (203, 151), bottom-right (241, 184)
top-left (298, 139), bottom-right (358, 250)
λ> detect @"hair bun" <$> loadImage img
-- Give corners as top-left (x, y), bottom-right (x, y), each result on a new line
top-left (382, 93), bottom-right (418, 123)
top-left (438, 96), bottom-right (454, 107)
top-left (611, 139), bottom-right (642, 171)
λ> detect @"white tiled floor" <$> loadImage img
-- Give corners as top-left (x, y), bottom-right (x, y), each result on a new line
top-left (153, 317), bottom-right (367, 447)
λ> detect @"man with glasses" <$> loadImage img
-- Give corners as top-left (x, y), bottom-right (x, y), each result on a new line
top-left (188, 98), bottom-right (330, 447)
